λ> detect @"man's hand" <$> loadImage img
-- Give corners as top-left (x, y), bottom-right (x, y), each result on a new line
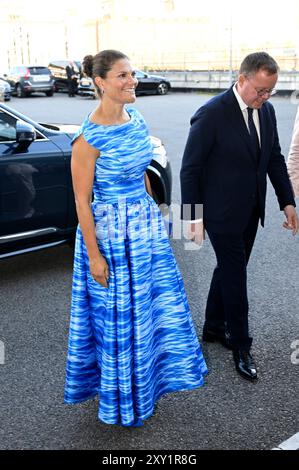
top-left (188, 221), bottom-right (205, 246)
top-left (283, 205), bottom-right (299, 235)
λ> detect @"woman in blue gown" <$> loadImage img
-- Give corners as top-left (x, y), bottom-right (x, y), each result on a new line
top-left (64, 50), bottom-right (207, 426)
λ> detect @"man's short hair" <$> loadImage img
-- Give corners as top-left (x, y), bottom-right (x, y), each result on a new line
top-left (239, 52), bottom-right (279, 76)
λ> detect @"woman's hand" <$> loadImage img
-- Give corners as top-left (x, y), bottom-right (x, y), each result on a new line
top-left (89, 256), bottom-right (110, 288)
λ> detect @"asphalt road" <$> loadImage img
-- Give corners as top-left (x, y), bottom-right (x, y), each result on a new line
top-left (0, 91), bottom-right (298, 450)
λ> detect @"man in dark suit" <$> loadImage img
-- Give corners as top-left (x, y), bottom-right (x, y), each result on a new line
top-left (66, 61), bottom-right (78, 97)
top-left (180, 52), bottom-right (298, 381)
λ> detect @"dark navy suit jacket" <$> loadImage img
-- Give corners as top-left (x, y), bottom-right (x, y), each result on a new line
top-left (180, 86), bottom-right (296, 234)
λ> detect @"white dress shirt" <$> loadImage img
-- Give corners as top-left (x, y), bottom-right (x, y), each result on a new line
top-left (233, 82), bottom-right (261, 144)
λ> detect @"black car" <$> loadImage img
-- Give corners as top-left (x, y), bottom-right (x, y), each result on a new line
top-left (0, 103), bottom-right (172, 259)
top-left (48, 60), bottom-right (82, 93)
top-left (4, 66), bottom-right (55, 98)
top-left (77, 70), bottom-right (171, 98)
top-left (135, 70), bottom-right (171, 95)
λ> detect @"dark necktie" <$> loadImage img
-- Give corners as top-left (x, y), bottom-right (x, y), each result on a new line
top-left (247, 107), bottom-right (260, 163)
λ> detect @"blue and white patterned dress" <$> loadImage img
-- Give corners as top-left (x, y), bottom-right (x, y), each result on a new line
top-left (64, 107), bottom-right (207, 426)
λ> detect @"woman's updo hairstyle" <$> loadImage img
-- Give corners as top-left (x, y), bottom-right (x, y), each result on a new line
top-left (82, 55), bottom-right (94, 78)
top-left (82, 50), bottom-right (129, 97)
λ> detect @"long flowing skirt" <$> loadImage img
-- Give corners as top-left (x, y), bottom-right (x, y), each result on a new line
top-left (64, 195), bottom-right (207, 426)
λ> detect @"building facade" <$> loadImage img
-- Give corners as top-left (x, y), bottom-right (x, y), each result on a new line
top-left (1, 0), bottom-right (299, 73)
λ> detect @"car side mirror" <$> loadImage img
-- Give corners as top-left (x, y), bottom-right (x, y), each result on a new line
top-left (16, 120), bottom-right (36, 151)
top-left (3, 73), bottom-right (7, 78)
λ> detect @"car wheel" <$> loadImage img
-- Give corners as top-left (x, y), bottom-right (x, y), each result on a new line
top-left (157, 82), bottom-right (169, 95)
top-left (45, 90), bottom-right (54, 97)
top-left (16, 84), bottom-right (26, 98)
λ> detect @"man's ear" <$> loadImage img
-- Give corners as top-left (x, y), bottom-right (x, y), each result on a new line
top-left (238, 74), bottom-right (246, 87)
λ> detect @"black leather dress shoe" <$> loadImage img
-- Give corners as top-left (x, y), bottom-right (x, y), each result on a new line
top-left (233, 350), bottom-right (258, 381)
top-left (202, 329), bottom-right (233, 350)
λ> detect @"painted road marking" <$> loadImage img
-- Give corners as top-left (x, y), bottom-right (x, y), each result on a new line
top-left (273, 432), bottom-right (299, 450)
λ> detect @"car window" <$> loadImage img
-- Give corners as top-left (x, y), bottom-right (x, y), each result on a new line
top-left (48, 61), bottom-right (81, 75)
top-left (28, 67), bottom-right (51, 75)
top-left (0, 111), bottom-right (17, 142)
top-left (135, 71), bottom-right (146, 79)
top-left (50, 61), bottom-right (69, 68)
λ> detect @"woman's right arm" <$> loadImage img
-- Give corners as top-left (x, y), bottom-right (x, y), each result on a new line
top-left (71, 135), bottom-right (109, 287)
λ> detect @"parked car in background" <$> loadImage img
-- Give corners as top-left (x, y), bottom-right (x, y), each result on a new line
top-left (48, 60), bottom-right (81, 93)
top-left (0, 78), bottom-right (11, 101)
top-left (0, 103), bottom-right (172, 259)
top-left (77, 75), bottom-right (96, 98)
top-left (4, 66), bottom-right (55, 98)
top-left (77, 70), bottom-right (171, 99)
top-left (135, 70), bottom-right (171, 95)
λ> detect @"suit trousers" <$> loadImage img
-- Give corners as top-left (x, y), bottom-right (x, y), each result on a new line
top-left (205, 205), bottom-right (260, 351)
top-left (68, 78), bottom-right (76, 97)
